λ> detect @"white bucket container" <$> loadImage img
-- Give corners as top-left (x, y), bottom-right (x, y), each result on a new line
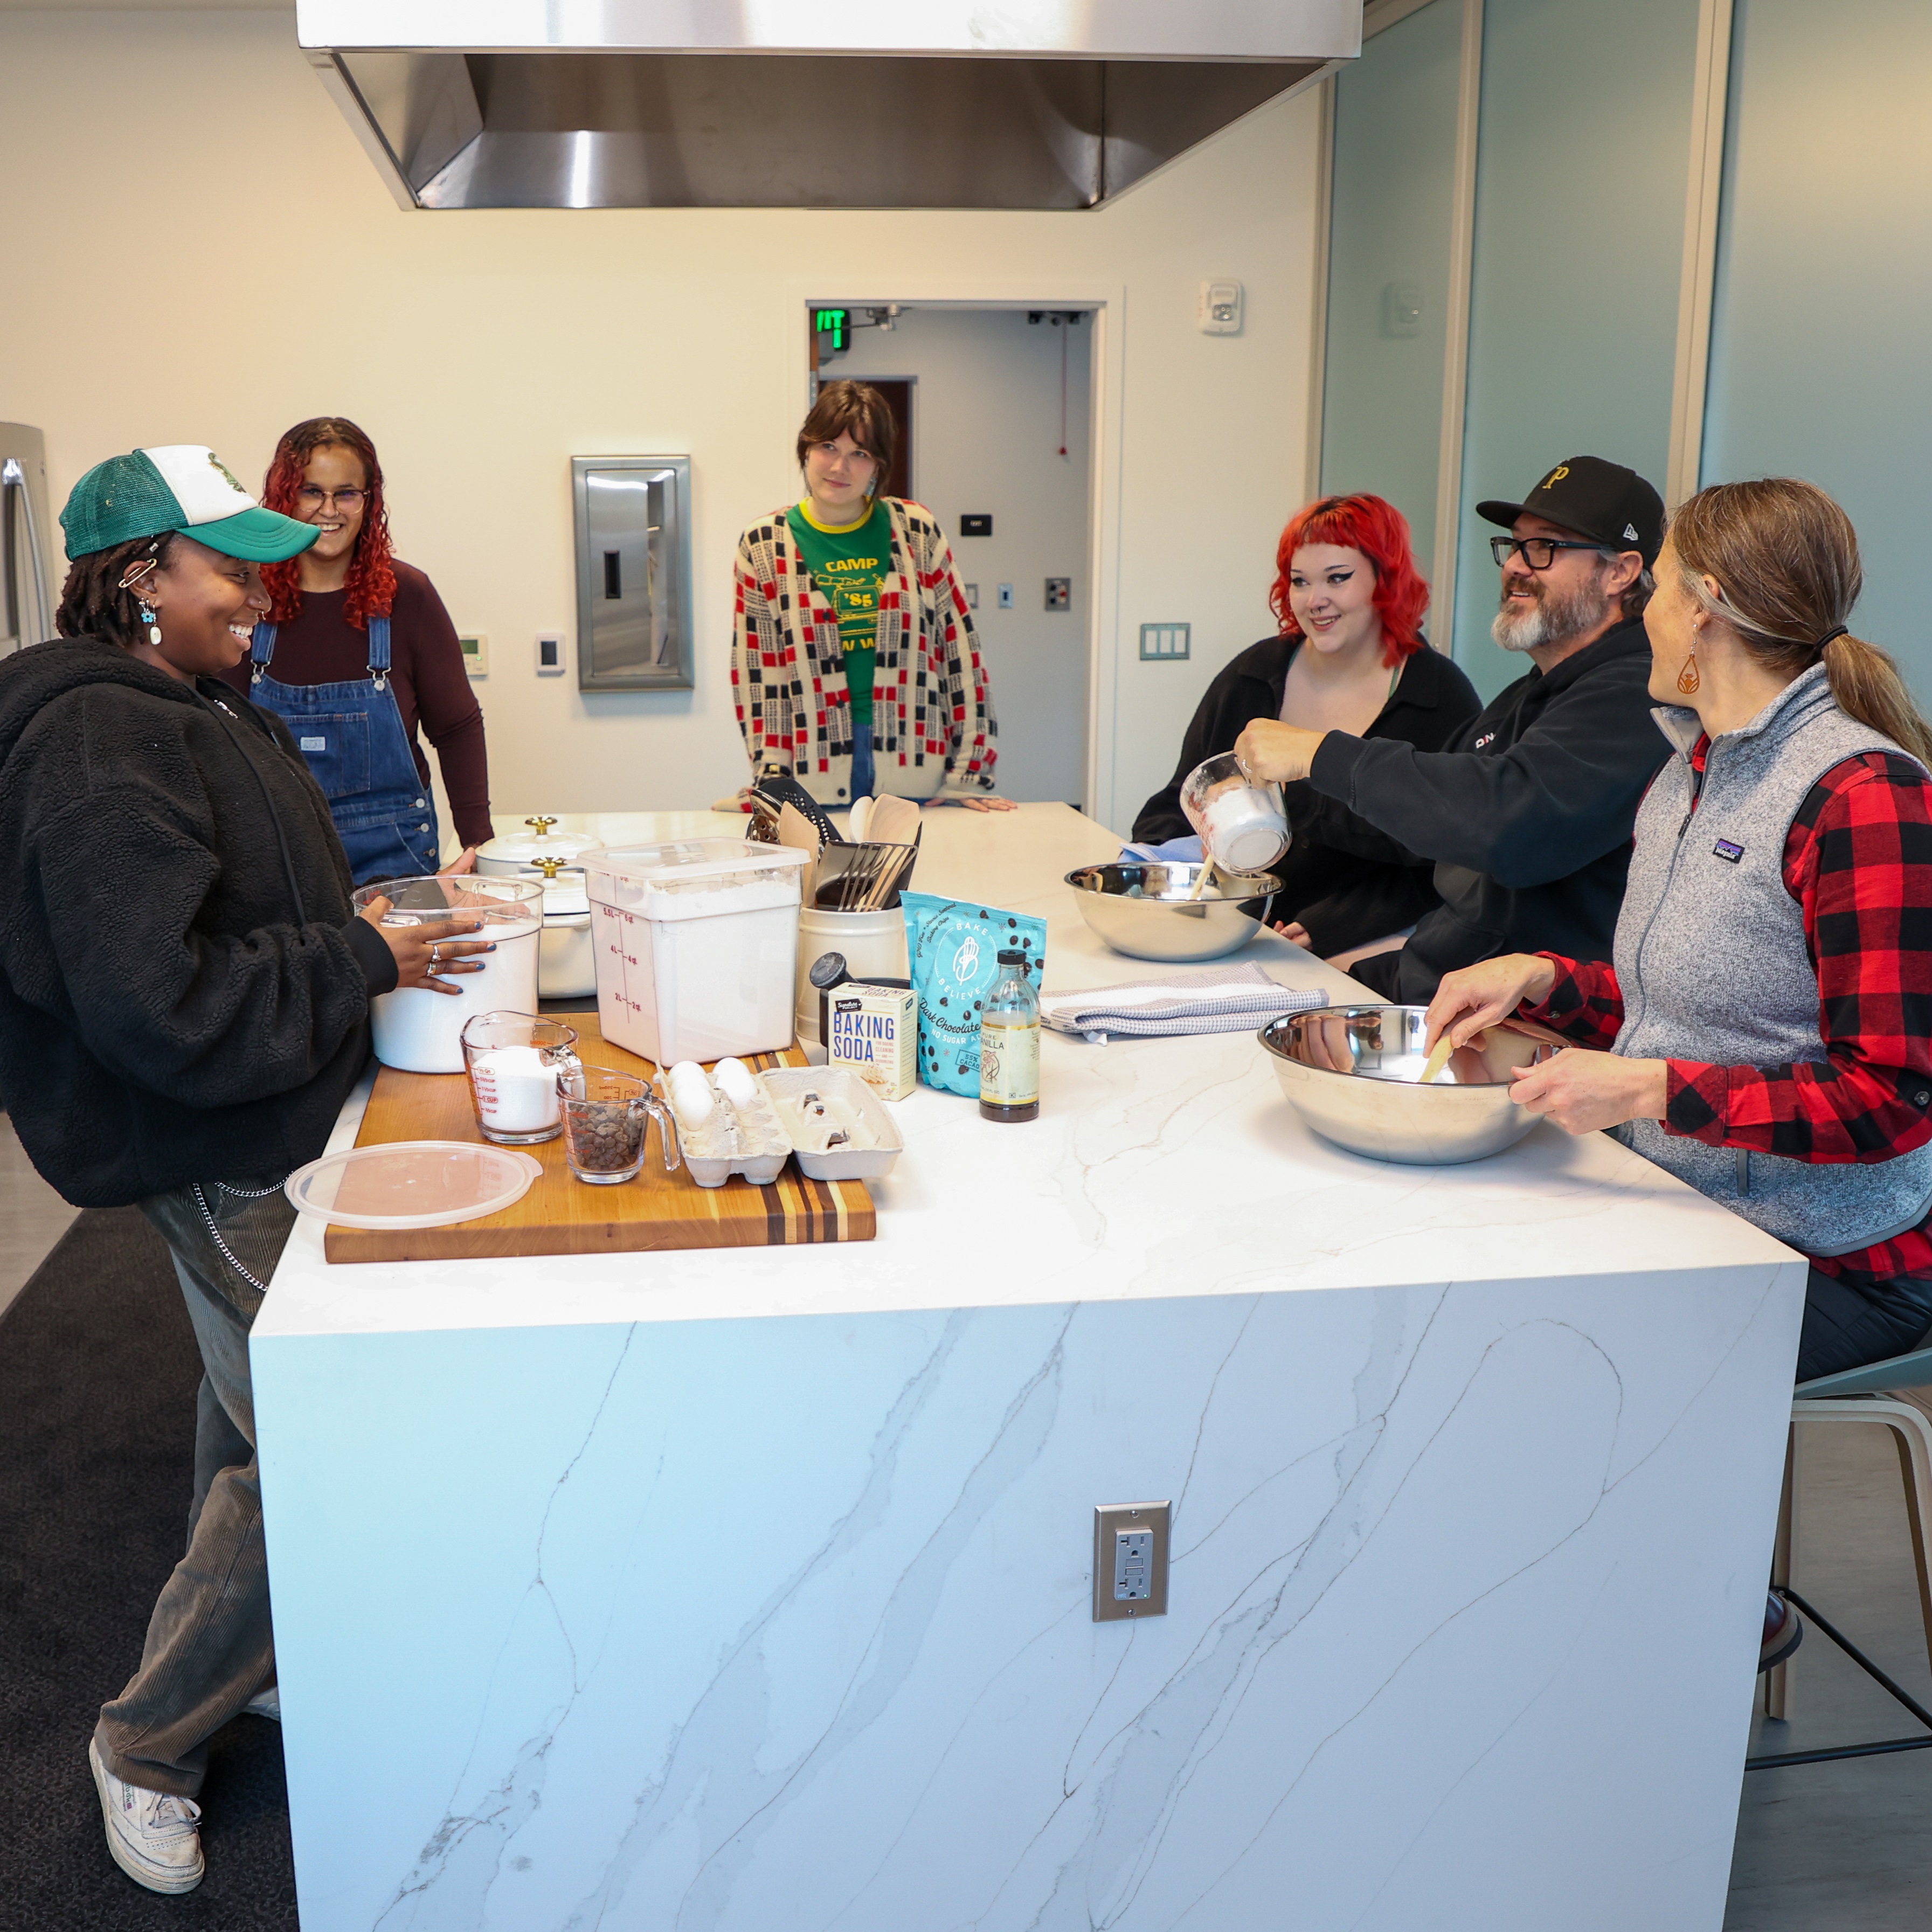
top-left (794, 905), bottom-right (909, 1044)
top-left (582, 839), bottom-right (809, 1066)
top-left (353, 876), bottom-right (544, 1074)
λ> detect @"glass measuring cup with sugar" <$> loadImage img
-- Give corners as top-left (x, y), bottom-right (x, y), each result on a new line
top-left (459, 1012), bottom-right (580, 1144)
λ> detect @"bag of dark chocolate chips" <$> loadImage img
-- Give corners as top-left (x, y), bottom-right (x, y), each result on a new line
top-left (902, 892), bottom-right (1047, 1097)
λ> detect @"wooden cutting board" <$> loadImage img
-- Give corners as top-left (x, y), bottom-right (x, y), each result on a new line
top-left (326, 1015), bottom-right (875, 1263)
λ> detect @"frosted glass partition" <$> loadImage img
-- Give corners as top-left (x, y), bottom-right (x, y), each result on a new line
top-left (1319, 0), bottom-right (1464, 589)
top-left (1702, 0), bottom-right (1932, 701)
top-left (1451, 0), bottom-right (1701, 695)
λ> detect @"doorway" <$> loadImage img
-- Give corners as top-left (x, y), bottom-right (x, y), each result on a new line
top-left (807, 304), bottom-right (1093, 808)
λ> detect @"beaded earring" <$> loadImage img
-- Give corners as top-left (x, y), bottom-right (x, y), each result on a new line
top-left (137, 601), bottom-right (162, 647)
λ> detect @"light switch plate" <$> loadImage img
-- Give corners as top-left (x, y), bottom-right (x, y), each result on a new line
top-left (536, 631), bottom-right (566, 676)
top-left (459, 632), bottom-right (488, 677)
top-left (1093, 1500), bottom-right (1171, 1622)
top-left (964, 583), bottom-right (979, 610)
top-left (1139, 622), bottom-right (1191, 661)
top-left (997, 583), bottom-right (1014, 610)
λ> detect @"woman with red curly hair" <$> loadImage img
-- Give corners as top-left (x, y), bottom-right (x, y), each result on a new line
top-left (218, 417), bottom-right (491, 883)
top-left (1133, 493), bottom-right (1478, 964)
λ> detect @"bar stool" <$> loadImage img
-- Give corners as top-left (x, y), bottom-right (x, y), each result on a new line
top-left (1751, 1340), bottom-right (1932, 1769)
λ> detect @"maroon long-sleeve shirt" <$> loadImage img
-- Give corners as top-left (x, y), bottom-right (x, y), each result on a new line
top-left (219, 559), bottom-right (494, 848)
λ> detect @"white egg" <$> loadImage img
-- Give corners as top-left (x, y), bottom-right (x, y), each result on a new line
top-left (714, 1058), bottom-right (759, 1108)
top-left (667, 1061), bottom-right (714, 1127)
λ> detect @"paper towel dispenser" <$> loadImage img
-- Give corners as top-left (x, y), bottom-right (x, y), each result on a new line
top-left (571, 456), bottom-right (691, 691)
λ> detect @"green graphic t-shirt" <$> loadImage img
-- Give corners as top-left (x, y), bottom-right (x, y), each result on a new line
top-left (787, 498), bottom-right (890, 726)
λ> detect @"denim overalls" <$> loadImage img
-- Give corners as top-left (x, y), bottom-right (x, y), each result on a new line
top-left (248, 616), bottom-right (441, 886)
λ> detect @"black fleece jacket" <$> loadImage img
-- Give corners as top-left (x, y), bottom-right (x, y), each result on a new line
top-left (1133, 636), bottom-right (1481, 955)
top-left (1306, 616), bottom-right (1667, 1000)
top-left (0, 638), bottom-right (398, 1207)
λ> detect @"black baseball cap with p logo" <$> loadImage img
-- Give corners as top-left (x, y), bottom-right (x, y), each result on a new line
top-left (1477, 455), bottom-right (1665, 567)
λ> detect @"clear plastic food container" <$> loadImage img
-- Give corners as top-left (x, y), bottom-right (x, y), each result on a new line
top-left (581, 840), bottom-right (809, 1066)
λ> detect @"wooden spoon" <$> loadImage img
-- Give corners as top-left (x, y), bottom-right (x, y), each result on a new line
top-left (868, 795), bottom-right (922, 848)
top-left (1418, 1032), bottom-right (1457, 1086)
top-left (778, 802), bottom-right (823, 903)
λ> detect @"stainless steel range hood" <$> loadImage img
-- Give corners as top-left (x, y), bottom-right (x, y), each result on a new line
top-left (296, 3), bottom-right (1359, 212)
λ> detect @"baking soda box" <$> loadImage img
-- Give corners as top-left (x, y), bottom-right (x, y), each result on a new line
top-left (826, 984), bottom-right (919, 1102)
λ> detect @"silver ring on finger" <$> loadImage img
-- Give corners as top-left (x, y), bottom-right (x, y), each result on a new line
top-left (430, 944), bottom-right (442, 966)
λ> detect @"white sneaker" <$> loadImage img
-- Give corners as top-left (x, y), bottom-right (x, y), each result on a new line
top-left (244, 1684), bottom-right (280, 1722)
top-left (88, 1738), bottom-right (204, 1894)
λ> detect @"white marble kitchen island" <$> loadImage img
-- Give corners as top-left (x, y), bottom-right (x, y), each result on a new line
top-left (251, 806), bottom-right (1804, 1931)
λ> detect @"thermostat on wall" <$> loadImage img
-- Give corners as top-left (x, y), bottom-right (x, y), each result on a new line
top-left (1199, 279), bottom-right (1243, 334)
top-left (459, 633), bottom-right (488, 677)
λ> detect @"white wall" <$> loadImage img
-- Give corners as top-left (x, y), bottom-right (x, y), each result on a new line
top-left (837, 306), bottom-right (1092, 807)
top-left (0, 9), bottom-right (1325, 834)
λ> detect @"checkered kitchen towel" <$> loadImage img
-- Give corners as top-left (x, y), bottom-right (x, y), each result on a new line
top-left (1038, 963), bottom-right (1328, 1042)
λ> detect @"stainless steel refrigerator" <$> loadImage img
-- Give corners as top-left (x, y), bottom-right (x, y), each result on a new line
top-left (0, 424), bottom-right (54, 653)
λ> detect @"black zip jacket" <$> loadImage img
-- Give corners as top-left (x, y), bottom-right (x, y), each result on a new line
top-left (0, 638), bottom-right (398, 1207)
top-left (1133, 636), bottom-right (1481, 955)
top-left (1305, 616), bottom-right (1667, 1001)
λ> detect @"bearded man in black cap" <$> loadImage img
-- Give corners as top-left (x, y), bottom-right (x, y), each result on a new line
top-left (1235, 454), bottom-right (1670, 1002)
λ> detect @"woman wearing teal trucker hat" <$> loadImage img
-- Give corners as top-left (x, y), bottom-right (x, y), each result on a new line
top-left (0, 445), bottom-right (495, 1893)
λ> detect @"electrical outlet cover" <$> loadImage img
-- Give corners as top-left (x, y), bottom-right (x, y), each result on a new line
top-left (1092, 1500), bottom-right (1171, 1622)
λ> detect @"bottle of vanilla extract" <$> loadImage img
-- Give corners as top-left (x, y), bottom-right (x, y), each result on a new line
top-left (979, 948), bottom-right (1041, 1123)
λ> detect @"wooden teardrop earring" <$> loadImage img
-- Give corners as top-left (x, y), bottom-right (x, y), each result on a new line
top-left (1677, 617), bottom-right (1704, 696)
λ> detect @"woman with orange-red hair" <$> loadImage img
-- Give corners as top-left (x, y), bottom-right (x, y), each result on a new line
top-left (1133, 493), bottom-right (1478, 965)
top-left (219, 417), bottom-right (492, 883)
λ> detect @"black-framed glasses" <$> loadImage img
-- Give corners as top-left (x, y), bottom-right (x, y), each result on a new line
top-left (1490, 535), bottom-right (1611, 570)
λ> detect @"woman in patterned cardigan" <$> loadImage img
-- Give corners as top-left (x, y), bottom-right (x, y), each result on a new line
top-left (730, 380), bottom-right (1013, 812)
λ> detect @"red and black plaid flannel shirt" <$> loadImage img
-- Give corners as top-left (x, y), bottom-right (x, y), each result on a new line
top-left (1526, 744), bottom-right (1932, 1285)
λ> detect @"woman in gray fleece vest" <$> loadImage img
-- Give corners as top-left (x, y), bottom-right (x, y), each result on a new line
top-left (1432, 476), bottom-right (1932, 1373)
top-left (1428, 479), bottom-right (1932, 1666)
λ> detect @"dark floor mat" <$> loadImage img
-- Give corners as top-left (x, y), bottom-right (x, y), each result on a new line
top-left (0, 1207), bottom-right (296, 1930)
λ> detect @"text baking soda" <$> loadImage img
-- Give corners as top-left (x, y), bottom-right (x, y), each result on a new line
top-left (827, 985), bottom-right (918, 1102)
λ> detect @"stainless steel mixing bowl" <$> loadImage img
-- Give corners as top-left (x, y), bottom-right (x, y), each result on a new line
top-left (1065, 862), bottom-right (1282, 964)
top-left (1258, 1005), bottom-right (1560, 1165)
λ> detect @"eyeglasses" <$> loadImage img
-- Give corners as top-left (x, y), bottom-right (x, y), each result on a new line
top-left (296, 486), bottom-right (368, 510)
top-left (1490, 535), bottom-right (1614, 571)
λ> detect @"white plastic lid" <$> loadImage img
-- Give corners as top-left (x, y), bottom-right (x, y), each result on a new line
top-left (286, 1141), bottom-right (543, 1230)
top-left (581, 837), bottom-right (810, 887)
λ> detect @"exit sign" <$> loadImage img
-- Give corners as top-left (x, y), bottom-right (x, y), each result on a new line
top-left (814, 307), bottom-right (850, 351)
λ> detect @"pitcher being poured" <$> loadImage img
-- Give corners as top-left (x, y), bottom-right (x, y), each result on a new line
top-left (1179, 751), bottom-right (1290, 874)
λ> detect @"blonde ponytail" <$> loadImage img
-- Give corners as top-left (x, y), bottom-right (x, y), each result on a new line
top-left (1670, 478), bottom-right (1932, 767)
top-left (1822, 633), bottom-right (1932, 768)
